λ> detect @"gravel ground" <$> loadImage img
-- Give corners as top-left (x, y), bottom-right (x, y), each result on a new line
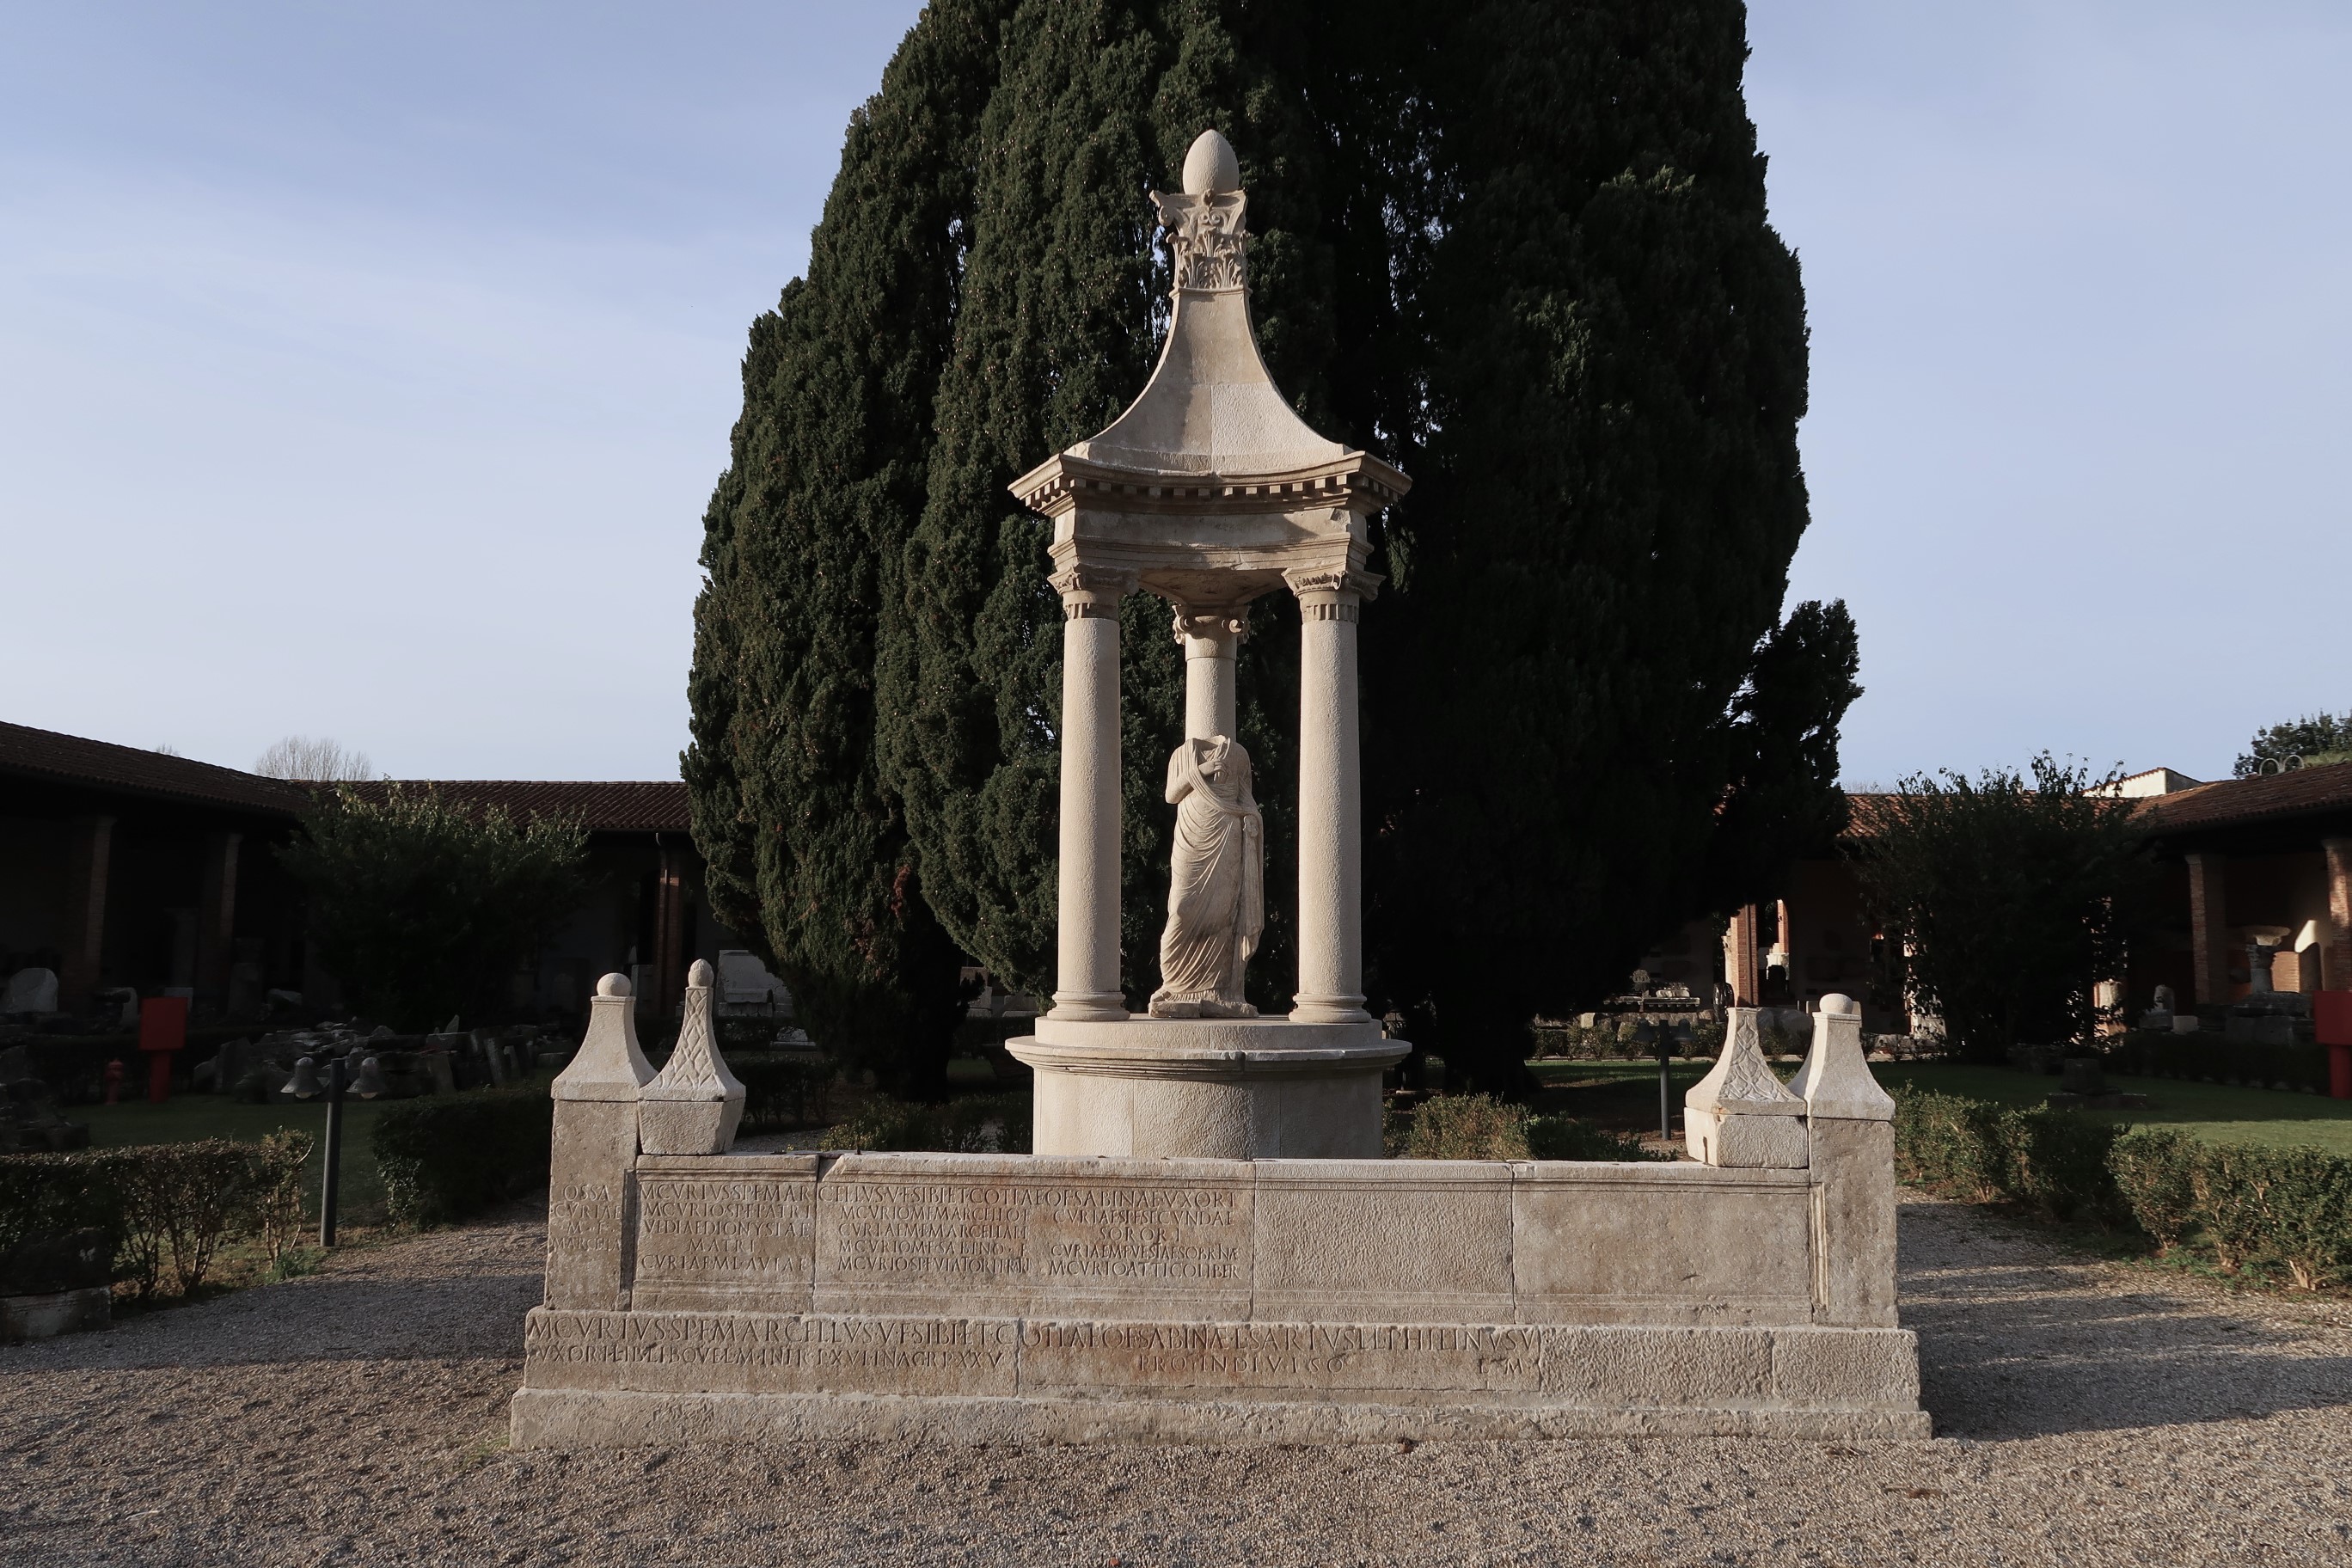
top-left (5, 1194), bottom-right (2350, 1566)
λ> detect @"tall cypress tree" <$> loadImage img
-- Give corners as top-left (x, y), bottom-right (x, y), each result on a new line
top-left (690, 0), bottom-right (1859, 1093)
top-left (684, 2), bottom-right (1011, 1096)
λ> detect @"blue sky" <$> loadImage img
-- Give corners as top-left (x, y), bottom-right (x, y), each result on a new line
top-left (3, 2), bottom-right (2345, 786)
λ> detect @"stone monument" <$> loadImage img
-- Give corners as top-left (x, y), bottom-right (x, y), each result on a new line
top-left (1003, 128), bottom-right (1407, 1161)
top-left (509, 132), bottom-right (1925, 1448)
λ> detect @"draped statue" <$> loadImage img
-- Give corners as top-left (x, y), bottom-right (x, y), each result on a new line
top-left (1148, 734), bottom-right (1264, 1018)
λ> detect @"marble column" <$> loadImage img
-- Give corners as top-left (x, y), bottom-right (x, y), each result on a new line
top-left (1174, 608), bottom-right (1243, 740)
top-left (1286, 567), bottom-right (1372, 1025)
top-left (1050, 565), bottom-right (1134, 1021)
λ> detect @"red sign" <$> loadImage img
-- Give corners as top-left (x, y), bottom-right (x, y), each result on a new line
top-left (138, 995), bottom-right (188, 1054)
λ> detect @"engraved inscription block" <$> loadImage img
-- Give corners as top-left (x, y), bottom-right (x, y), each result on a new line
top-left (813, 1154), bottom-right (1253, 1319)
top-left (1019, 1319), bottom-right (1544, 1397)
top-left (523, 1308), bottom-right (1019, 1398)
top-left (631, 1157), bottom-right (818, 1311)
top-left (545, 1100), bottom-right (640, 1311)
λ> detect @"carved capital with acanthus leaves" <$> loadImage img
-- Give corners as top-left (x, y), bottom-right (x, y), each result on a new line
top-left (1169, 606), bottom-right (1250, 648)
top-left (1050, 564), bottom-right (1139, 620)
top-left (1149, 188), bottom-right (1248, 292)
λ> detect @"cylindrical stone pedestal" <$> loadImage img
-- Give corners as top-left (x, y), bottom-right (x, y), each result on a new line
top-left (1008, 1016), bottom-right (1406, 1159)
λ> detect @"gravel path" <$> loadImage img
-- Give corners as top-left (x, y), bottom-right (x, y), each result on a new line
top-left (5, 1194), bottom-right (2349, 1566)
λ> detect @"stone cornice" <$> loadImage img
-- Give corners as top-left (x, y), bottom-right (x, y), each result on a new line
top-left (1010, 450), bottom-right (1411, 520)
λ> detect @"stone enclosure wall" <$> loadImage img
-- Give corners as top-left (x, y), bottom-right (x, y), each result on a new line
top-left (511, 1142), bottom-right (1925, 1445)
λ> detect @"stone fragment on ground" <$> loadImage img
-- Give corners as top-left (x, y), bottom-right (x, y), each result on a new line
top-left (3, 1193), bottom-right (2348, 1565)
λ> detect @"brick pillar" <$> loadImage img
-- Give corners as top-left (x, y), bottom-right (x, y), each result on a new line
top-left (2325, 838), bottom-right (2352, 992)
top-left (58, 816), bottom-right (114, 1012)
top-left (652, 844), bottom-right (686, 1018)
top-left (2185, 851), bottom-right (2228, 1006)
top-left (1724, 903), bottom-right (1761, 1006)
top-left (194, 832), bottom-right (242, 1014)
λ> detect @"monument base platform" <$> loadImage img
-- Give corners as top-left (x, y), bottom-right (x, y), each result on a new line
top-left (511, 1148), bottom-right (1926, 1449)
top-left (1008, 1015), bottom-right (1407, 1158)
top-left (511, 1317), bottom-right (1930, 1447)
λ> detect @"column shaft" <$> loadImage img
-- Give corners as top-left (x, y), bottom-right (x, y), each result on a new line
top-left (2324, 838), bottom-right (2352, 992)
top-left (1291, 583), bottom-right (1368, 1024)
top-left (59, 815), bottom-right (114, 1012)
top-left (2185, 851), bottom-right (2229, 1006)
top-left (1050, 575), bottom-right (1128, 1020)
top-left (1178, 613), bottom-right (1240, 740)
top-left (196, 831), bottom-right (242, 1016)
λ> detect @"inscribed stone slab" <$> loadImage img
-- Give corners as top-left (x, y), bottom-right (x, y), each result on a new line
top-left (812, 1153), bottom-right (1253, 1320)
top-left (629, 1156), bottom-right (818, 1312)
top-left (1510, 1164), bottom-right (1814, 1323)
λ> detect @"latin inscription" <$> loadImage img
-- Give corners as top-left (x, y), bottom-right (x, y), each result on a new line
top-left (820, 1179), bottom-right (1246, 1290)
top-left (1020, 1320), bottom-right (1542, 1390)
top-left (634, 1177), bottom-right (813, 1288)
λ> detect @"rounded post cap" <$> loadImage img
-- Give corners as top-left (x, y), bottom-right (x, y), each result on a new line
top-left (689, 958), bottom-right (714, 989)
top-left (597, 972), bottom-right (632, 999)
top-left (1181, 129), bottom-right (1240, 195)
top-left (1821, 993), bottom-right (1861, 1016)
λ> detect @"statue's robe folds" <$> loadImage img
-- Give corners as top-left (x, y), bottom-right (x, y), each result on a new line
top-left (1149, 735), bottom-right (1264, 1018)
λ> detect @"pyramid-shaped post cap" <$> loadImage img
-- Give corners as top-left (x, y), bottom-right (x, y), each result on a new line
top-left (1182, 129), bottom-right (1240, 195)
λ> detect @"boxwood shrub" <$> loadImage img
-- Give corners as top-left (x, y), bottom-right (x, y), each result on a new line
top-left (371, 1087), bottom-right (553, 1226)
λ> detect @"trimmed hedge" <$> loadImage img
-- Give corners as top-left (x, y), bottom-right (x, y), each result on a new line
top-left (837, 1093), bottom-right (1032, 1154)
top-left (1893, 1085), bottom-right (2352, 1289)
top-left (2106, 1030), bottom-right (2329, 1094)
top-left (0, 1136), bottom-right (311, 1300)
top-left (1389, 1093), bottom-right (1664, 1161)
top-left (371, 1087), bottom-right (553, 1226)
top-left (733, 1054), bottom-right (841, 1132)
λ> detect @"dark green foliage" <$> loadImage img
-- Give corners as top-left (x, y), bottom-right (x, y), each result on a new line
top-left (1856, 756), bottom-right (2154, 1064)
top-left (2107, 1128), bottom-right (2199, 1253)
top-left (1528, 1114), bottom-right (1664, 1163)
top-left (0, 1140), bottom-right (302, 1300)
top-left (1895, 1087), bottom-right (2352, 1290)
top-left (279, 786), bottom-right (588, 1032)
top-left (1389, 1092), bottom-right (1663, 1161)
top-left (692, 2), bottom-right (1855, 1092)
top-left (2234, 710), bottom-right (2352, 776)
top-left (1891, 1085), bottom-right (2127, 1224)
top-left (685, 2), bottom-right (1012, 1098)
top-left (837, 1093), bottom-right (1033, 1154)
top-left (732, 1054), bottom-right (842, 1132)
top-left (371, 1088), bottom-right (553, 1226)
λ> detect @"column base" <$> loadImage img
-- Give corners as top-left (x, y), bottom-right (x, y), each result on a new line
top-left (1047, 994), bottom-right (1130, 1023)
top-left (1289, 994), bottom-right (1373, 1026)
top-left (1010, 1014), bottom-right (1406, 1158)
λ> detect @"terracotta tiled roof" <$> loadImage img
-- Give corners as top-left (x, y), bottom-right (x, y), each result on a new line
top-left (0, 720), bottom-right (307, 815)
top-left (2132, 763), bottom-right (2352, 836)
top-left (352, 780), bottom-right (692, 832)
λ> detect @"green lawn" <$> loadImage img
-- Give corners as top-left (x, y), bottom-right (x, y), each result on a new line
top-left (1527, 1056), bottom-right (2352, 1157)
top-left (76, 1094), bottom-right (401, 1222)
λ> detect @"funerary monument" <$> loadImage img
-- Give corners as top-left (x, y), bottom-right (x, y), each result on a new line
top-left (511, 132), bottom-right (1924, 1445)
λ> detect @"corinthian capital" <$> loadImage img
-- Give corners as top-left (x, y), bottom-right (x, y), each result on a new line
top-left (1282, 566), bottom-right (1383, 604)
top-left (1149, 188), bottom-right (1249, 293)
top-left (1050, 563), bottom-right (1138, 619)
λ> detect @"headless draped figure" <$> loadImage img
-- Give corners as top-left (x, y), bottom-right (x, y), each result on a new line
top-left (1148, 734), bottom-right (1264, 1018)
